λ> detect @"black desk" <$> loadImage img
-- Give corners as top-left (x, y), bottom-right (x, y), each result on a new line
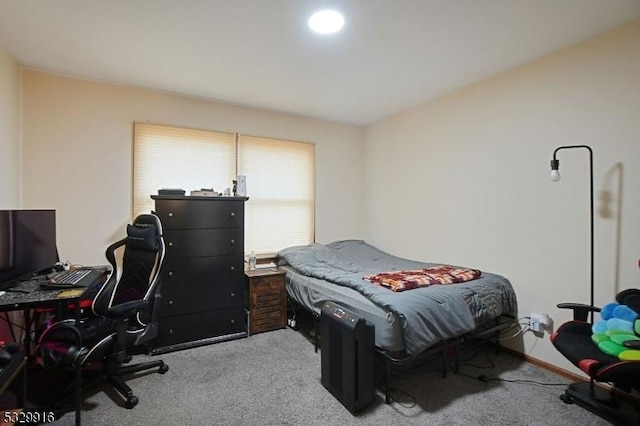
top-left (0, 268), bottom-right (108, 425)
top-left (0, 273), bottom-right (104, 311)
top-left (0, 269), bottom-right (109, 352)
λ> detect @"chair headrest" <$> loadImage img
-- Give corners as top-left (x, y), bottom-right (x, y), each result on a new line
top-left (126, 223), bottom-right (157, 251)
top-left (616, 289), bottom-right (640, 314)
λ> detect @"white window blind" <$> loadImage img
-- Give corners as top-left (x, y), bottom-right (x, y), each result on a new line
top-left (133, 122), bottom-right (315, 255)
top-left (133, 123), bottom-right (236, 216)
top-left (239, 135), bottom-right (315, 254)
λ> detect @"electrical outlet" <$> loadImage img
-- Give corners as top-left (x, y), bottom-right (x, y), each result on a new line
top-left (529, 317), bottom-right (540, 332)
top-left (529, 313), bottom-right (548, 333)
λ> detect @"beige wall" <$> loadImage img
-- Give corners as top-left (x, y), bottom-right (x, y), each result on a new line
top-left (21, 71), bottom-right (364, 265)
top-left (0, 48), bottom-right (21, 208)
top-left (364, 20), bottom-right (640, 371)
top-left (14, 18), bottom-right (640, 373)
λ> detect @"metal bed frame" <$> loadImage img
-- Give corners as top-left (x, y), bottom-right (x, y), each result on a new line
top-left (288, 297), bottom-right (517, 404)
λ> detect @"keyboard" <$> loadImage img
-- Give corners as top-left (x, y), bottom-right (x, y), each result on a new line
top-left (47, 269), bottom-right (92, 286)
top-left (37, 267), bottom-right (106, 290)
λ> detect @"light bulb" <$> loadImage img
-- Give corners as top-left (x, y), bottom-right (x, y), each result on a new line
top-left (308, 10), bottom-right (345, 34)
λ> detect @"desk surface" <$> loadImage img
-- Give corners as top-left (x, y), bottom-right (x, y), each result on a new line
top-left (0, 268), bottom-right (109, 312)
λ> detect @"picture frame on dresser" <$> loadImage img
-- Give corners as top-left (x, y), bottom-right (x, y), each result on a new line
top-left (150, 195), bottom-right (249, 354)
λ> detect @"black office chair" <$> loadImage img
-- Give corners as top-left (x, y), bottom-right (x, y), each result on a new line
top-left (37, 213), bottom-right (168, 417)
top-left (550, 288), bottom-right (640, 425)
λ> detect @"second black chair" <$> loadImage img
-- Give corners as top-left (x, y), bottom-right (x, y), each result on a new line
top-left (550, 288), bottom-right (640, 425)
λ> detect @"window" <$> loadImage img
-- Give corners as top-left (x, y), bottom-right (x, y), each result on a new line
top-left (133, 122), bottom-right (315, 254)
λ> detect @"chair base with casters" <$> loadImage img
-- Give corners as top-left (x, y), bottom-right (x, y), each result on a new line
top-left (83, 310), bottom-right (169, 409)
top-left (559, 381), bottom-right (640, 426)
top-left (77, 351), bottom-right (169, 409)
top-left (40, 318), bottom-right (169, 424)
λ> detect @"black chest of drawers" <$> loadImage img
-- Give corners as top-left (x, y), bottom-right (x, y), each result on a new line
top-left (151, 195), bottom-right (248, 353)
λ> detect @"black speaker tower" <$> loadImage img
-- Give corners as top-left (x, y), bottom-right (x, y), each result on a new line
top-left (320, 301), bottom-right (375, 414)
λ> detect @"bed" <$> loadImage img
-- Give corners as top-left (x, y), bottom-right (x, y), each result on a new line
top-left (277, 239), bottom-right (518, 399)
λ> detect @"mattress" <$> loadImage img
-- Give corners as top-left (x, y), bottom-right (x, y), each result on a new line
top-left (282, 264), bottom-right (405, 353)
top-left (278, 240), bottom-right (518, 357)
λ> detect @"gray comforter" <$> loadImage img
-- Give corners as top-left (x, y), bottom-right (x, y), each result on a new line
top-left (278, 240), bottom-right (517, 356)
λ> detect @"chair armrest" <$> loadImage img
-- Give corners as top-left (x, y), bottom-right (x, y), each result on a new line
top-left (557, 303), bottom-right (601, 322)
top-left (106, 300), bottom-right (149, 319)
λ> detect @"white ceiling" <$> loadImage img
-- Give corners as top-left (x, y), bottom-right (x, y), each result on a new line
top-left (1, 0), bottom-right (639, 125)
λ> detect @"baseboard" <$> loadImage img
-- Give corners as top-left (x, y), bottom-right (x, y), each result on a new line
top-left (498, 346), bottom-right (585, 382)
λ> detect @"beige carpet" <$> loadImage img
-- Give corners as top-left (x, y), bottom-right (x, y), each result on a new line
top-left (48, 328), bottom-right (611, 426)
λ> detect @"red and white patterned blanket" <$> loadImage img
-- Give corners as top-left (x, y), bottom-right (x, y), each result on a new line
top-left (363, 265), bottom-right (481, 292)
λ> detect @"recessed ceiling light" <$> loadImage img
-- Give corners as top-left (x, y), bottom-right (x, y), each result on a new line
top-left (308, 9), bottom-right (345, 34)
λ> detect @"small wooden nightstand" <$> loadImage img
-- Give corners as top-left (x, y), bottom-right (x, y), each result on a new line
top-left (245, 269), bottom-right (286, 334)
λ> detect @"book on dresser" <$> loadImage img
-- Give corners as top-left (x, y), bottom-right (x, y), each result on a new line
top-left (150, 195), bottom-right (249, 354)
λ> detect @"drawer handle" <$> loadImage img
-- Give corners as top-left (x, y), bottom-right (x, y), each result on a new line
top-left (230, 266), bottom-right (235, 272)
top-left (230, 292), bottom-right (235, 298)
top-left (168, 242), bottom-right (173, 247)
top-left (230, 212), bottom-right (235, 217)
top-left (168, 271), bottom-right (173, 277)
top-left (230, 239), bottom-right (235, 244)
top-left (230, 319), bottom-right (235, 324)
top-left (169, 329), bottom-right (173, 334)
top-left (168, 212), bottom-right (173, 217)
top-left (168, 300), bottom-right (173, 305)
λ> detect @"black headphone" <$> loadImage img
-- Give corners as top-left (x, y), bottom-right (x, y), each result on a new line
top-left (38, 319), bottom-right (88, 369)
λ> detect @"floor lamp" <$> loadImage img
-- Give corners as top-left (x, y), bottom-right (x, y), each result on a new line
top-left (549, 145), bottom-right (594, 323)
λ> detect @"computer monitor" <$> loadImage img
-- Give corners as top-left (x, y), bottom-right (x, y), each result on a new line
top-left (0, 209), bottom-right (58, 287)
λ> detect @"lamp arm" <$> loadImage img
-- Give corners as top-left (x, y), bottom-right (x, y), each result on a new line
top-left (552, 145), bottom-right (593, 161)
top-left (550, 144), bottom-right (594, 323)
